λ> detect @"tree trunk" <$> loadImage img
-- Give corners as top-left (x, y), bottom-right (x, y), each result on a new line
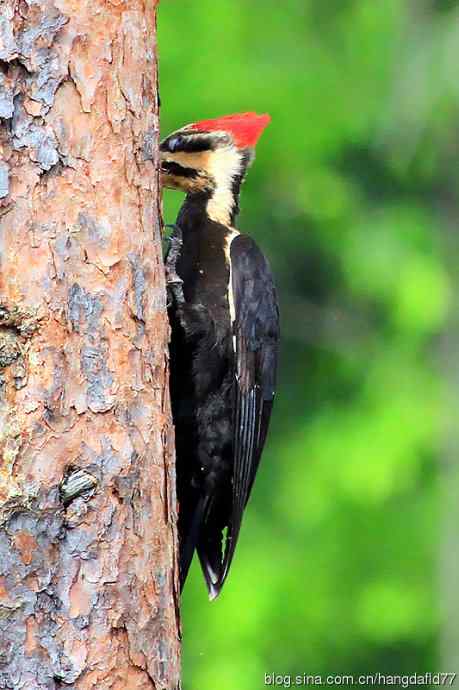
top-left (0, 1), bottom-right (181, 688)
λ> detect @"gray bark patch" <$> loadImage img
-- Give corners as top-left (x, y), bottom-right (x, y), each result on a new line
top-left (129, 252), bottom-right (146, 322)
top-left (0, 10), bottom-right (17, 62)
top-left (0, 71), bottom-right (15, 119)
top-left (67, 283), bottom-right (103, 335)
top-left (142, 127), bottom-right (156, 161)
top-left (2, 4), bottom-right (69, 113)
top-left (0, 492), bottom-right (85, 690)
top-left (80, 343), bottom-right (114, 413)
top-left (78, 212), bottom-right (111, 246)
top-left (12, 99), bottom-right (59, 171)
top-left (67, 284), bottom-right (115, 413)
top-left (0, 162), bottom-right (9, 199)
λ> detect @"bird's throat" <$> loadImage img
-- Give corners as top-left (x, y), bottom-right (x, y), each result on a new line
top-left (178, 182), bottom-right (241, 230)
top-left (206, 185), bottom-right (240, 226)
top-left (176, 147), bottom-right (251, 228)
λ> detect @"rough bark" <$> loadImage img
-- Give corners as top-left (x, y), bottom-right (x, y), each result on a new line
top-left (0, 1), bottom-right (181, 688)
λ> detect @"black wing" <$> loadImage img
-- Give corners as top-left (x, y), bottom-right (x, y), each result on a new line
top-left (218, 233), bottom-right (279, 590)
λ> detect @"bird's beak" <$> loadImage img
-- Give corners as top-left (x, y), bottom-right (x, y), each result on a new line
top-left (159, 151), bottom-right (172, 185)
top-left (159, 154), bottom-right (180, 190)
top-left (159, 150), bottom-right (168, 173)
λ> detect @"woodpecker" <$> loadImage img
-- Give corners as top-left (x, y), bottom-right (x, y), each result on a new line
top-left (161, 112), bottom-right (280, 599)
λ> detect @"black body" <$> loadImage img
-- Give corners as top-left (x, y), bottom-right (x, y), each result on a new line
top-left (168, 195), bottom-right (279, 598)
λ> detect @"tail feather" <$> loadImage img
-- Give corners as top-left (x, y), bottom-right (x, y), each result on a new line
top-left (179, 494), bottom-right (209, 590)
top-left (197, 533), bottom-right (224, 600)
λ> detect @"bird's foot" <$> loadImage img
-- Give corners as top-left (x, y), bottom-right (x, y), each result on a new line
top-left (165, 268), bottom-right (184, 305)
top-left (166, 276), bottom-right (185, 307)
top-left (165, 225), bottom-right (185, 306)
top-left (165, 225), bottom-right (183, 266)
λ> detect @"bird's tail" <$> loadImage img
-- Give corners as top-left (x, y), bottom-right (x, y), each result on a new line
top-left (197, 533), bottom-right (223, 600)
top-left (179, 494), bottom-right (210, 591)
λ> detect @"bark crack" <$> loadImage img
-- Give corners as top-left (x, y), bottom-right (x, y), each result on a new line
top-left (0, 304), bottom-right (39, 371)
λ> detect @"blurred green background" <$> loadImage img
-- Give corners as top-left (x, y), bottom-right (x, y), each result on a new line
top-left (158, 1), bottom-right (459, 687)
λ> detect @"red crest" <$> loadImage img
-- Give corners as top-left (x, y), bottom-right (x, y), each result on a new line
top-left (190, 112), bottom-right (271, 148)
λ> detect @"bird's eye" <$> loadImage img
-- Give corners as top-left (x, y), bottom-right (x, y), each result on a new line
top-left (168, 137), bottom-right (182, 152)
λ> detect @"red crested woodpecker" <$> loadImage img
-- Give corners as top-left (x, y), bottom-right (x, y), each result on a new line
top-left (161, 113), bottom-right (280, 599)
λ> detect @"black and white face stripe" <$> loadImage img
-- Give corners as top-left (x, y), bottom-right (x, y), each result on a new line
top-left (160, 130), bottom-right (232, 155)
top-left (161, 161), bottom-right (200, 178)
top-left (230, 149), bottom-right (254, 211)
top-left (160, 128), bottom-right (255, 225)
top-left (162, 134), bottom-right (213, 153)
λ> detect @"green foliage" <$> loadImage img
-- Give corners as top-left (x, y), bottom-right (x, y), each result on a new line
top-left (158, 1), bottom-right (456, 686)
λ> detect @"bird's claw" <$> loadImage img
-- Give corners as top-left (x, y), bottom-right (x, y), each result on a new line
top-left (167, 276), bottom-right (183, 287)
top-left (164, 225), bottom-right (185, 306)
top-left (166, 271), bottom-right (185, 306)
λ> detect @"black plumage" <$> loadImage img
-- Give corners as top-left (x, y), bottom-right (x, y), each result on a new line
top-left (161, 114), bottom-right (279, 598)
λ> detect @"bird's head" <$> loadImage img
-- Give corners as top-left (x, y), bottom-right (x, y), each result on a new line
top-left (160, 112), bottom-right (271, 224)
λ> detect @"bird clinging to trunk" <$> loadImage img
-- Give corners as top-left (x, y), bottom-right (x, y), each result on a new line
top-left (161, 112), bottom-right (280, 599)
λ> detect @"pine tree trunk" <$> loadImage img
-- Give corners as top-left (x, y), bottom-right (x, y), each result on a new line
top-left (0, 1), bottom-right (181, 688)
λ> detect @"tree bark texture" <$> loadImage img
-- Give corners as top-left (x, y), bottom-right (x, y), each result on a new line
top-left (0, 1), bottom-right (181, 688)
